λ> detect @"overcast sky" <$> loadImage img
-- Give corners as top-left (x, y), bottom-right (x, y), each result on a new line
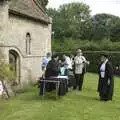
top-left (47, 0), bottom-right (120, 17)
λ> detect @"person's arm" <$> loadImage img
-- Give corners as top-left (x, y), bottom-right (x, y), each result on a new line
top-left (41, 57), bottom-right (45, 70)
top-left (82, 56), bottom-right (90, 65)
top-left (107, 62), bottom-right (113, 85)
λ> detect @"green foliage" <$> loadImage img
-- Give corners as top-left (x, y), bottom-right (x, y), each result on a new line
top-left (85, 51), bottom-right (120, 73)
top-left (110, 21), bottom-right (120, 42)
top-left (47, 4), bottom-right (120, 42)
top-left (0, 50), bottom-right (15, 82)
top-left (91, 13), bottom-right (120, 41)
top-left (52, 39), bottom-right (120, 73)
top-left (52, 38), bottom-right (120, 52)
top-left (0, 63), bottom-right (15, 82)
top-left (47, 2), bottom-right (92, 40)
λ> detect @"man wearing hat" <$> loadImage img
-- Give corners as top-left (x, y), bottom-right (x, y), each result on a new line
top-left (73, 49), bottom-right (89, 91)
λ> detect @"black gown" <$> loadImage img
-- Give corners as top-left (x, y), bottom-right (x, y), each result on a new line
top-left (98, 61), bottom-right (114, 101)
top-left (40, 59), bottom-right (59, 95)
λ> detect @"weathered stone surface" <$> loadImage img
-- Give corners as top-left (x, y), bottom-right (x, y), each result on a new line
top-left (0, 0), bottom-right (52, 86)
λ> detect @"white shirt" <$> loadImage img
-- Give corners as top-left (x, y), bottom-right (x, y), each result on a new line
top-left (65, 56), bottom-right (72, 69)
top-left (100, 59), bottom-right (108, 78)
top-left (41, 56), bottom-right (51, 70)
top-left (74, 56), bottom-right (86, 74)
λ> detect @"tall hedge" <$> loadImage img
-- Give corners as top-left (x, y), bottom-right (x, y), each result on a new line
top-left (55, 51), bottom-right (120, 74)
top-left (82, 51), bottom-right (120, 73)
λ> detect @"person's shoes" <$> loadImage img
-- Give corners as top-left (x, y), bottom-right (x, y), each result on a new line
top-left (100, 98), bottom-right (108, 102)
top-left (78, 87), bottom-right (82, 91)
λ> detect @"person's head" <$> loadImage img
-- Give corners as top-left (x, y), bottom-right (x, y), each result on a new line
top-left (52, 54), bottom-right (59, 61)
top-left (100, 54), bottom-right (108, 62)
top-left (70, 54), bottom-right (74, 58)
top-left (61, 63), bottom-right (65, 67)
top-left (77, 49), bottom-right (82, 56)
top-left (46, 52), bottom-right (51, 58)
top-left (63, 54), bottom-right (66, 59)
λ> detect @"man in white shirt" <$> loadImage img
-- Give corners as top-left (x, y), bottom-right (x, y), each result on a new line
top-left (62, 54), bottom-right (73, 89)
top-left (73, 49), bottom-right (89, 91)
top-left (63, 54), bottom-right (72, 70)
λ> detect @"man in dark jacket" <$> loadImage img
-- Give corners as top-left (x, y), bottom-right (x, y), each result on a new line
top-left (98, 54), bottom-right (114, 101)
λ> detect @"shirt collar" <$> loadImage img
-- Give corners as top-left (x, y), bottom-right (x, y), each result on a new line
top-left (103, 59), bottom-right (108, 64)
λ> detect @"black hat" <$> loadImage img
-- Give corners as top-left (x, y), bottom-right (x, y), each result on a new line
top-left (52, 54), bottom-right (58, 59)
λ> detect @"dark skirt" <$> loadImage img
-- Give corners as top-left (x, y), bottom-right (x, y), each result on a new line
top-left (99, 78), bottom-right (113, 101)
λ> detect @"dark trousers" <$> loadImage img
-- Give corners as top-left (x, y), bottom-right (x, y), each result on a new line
top-left (39, 82), bottom-right (56, 95)
top-left (74, 74), bottom-right (84, 90)
top-left (68, 69), bottom-right (74, 88)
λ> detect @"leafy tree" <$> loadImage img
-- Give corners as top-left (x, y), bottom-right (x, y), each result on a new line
top-left (47, 2), bottom-right (92, 40)
top-left (91, 13), bottom-right (120, 41)
top-left (110, 18), bottom-right (120, 42)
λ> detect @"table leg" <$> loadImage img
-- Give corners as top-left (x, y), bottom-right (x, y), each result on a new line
top-left (56, 81), bottom-right (60, 99)
top-left (43, 81), bottom-right (46, 97)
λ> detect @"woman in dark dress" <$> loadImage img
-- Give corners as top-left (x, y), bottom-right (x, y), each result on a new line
top-left (98, 54), bottom-right (114, 101)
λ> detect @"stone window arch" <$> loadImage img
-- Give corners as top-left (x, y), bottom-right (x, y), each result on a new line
top-left (26, 32), bottom-right (31, 54)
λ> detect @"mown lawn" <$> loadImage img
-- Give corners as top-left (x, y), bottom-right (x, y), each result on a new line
top-left (0, 73), bottom-right (120, 120)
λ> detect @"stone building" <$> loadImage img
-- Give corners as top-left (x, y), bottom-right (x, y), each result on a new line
top-left (0, 0), bottom-right (52, 86)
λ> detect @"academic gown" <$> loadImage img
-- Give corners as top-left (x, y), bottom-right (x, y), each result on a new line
top-left (45, 60), bottom-right (60, 91)
top-left (98, 61), bottom-right (114, 101)
top-left (40, 60), bottom-right (59, 95)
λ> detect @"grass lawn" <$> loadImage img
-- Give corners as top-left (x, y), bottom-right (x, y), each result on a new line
top-left (0, 73), bottom-right (120, 120)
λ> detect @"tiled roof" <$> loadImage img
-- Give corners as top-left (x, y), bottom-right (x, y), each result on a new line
top-left (9, 0), bottom-right (51, 24)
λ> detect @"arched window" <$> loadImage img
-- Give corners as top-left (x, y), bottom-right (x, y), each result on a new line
top-left (26, 32), bottom-right (31, 54)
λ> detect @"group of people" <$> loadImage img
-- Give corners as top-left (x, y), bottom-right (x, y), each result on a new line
top-left (40, 49), bottom-right (114, 101)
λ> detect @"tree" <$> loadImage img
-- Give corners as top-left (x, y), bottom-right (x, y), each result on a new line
top-left (91, 13), bottom-right (120, 41)
top-left (110, 17), bottom-right (120, 42)
top-left (47, 2), bottom-right (92, 40)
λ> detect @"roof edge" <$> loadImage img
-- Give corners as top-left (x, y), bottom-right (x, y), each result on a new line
top-left (9, 9), bottom-right (52, 24)
top-left (33, 0), bottom-right (47, 15)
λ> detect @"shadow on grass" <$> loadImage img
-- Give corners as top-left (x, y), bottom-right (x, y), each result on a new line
top-left (79, 94), bottom-right (99, 102)
top-left (19, 90), bottom-right (62, 102)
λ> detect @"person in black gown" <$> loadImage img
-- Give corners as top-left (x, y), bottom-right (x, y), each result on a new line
top-left (98, 54), bottom-right (114, 101)
top-left (40, 54), bottom-right (60, 95)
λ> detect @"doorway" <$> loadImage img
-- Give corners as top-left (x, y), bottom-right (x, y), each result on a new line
top-left (9, 50), bottom-right (20, 84)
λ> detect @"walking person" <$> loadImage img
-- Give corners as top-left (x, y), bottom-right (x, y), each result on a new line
top-left (98, 54), bottom-right (114, 101)
top-left (73, 49), bottom-right (89, 91)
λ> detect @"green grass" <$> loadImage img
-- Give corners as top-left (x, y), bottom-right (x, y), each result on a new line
top-left (0, 73), bottom-right (120, 120)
